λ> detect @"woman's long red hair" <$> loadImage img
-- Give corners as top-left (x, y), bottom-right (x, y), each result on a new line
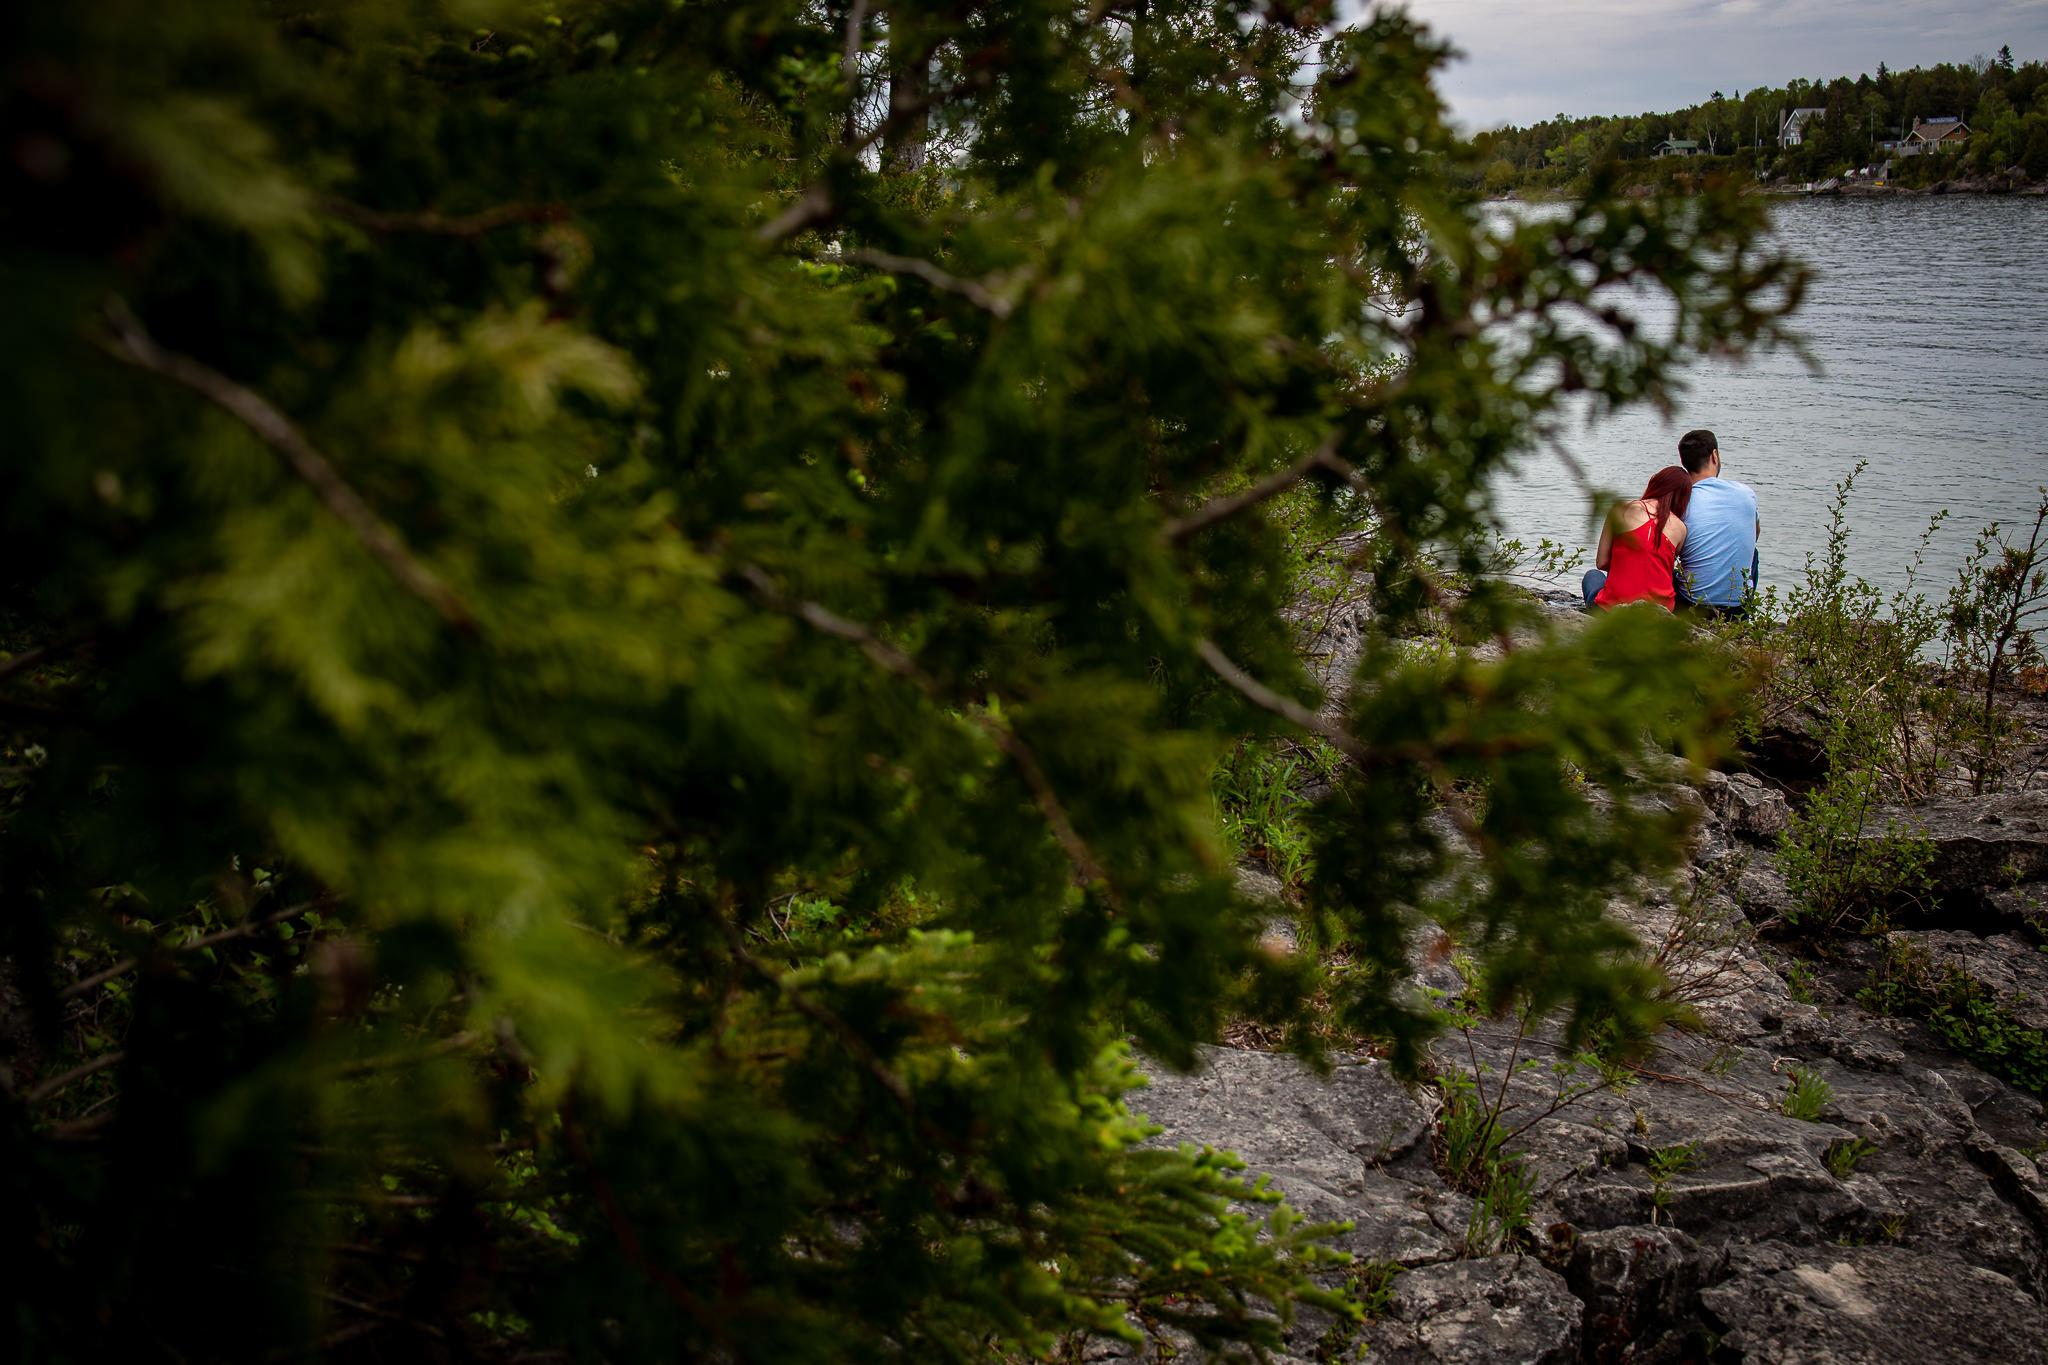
top-left (1640, 466), bottom-right (1693, 543)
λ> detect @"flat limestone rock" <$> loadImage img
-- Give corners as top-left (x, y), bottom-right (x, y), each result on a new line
top-left (1874, 791), bottom-right (2048, 895)
top-left (1699, 1244), bottom-right (2048, 1364)
top-left (1360, 1255), bottom-right (1581, 1365)
top-left (1135, 1048), bottom-right (1453, 1267)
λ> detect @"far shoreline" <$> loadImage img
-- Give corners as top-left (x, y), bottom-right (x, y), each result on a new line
top-left (1489, 176), bottom-right (2048, 203)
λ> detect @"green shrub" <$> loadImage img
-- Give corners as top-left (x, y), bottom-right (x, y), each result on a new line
top-left (1778, 772), bottom-right (1937, 931)
top-left (1939, 491), bottom-right (2048, 795)
top-left (1782, 1065), bottom-right (1834, 1120)
top-left (1215, 738), bottom-right (1342, 890)
top-left (1860, 939), bottom-right (2048, 1100)
top-left (1824, 1137), bottom-right (1877, 1180)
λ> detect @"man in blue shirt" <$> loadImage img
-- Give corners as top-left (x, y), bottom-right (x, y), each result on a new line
top-left (1673, 428), bottom-right (1760, 616)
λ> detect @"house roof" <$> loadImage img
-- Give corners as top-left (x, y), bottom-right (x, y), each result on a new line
top-left (1658, 139), bottom-right (1699, 148)
top-left (1909, 117), bottom-right (1970, 141)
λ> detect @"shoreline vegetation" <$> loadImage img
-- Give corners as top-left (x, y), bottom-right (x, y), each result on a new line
top-left (1467, 51), bottom-right (2048, 200)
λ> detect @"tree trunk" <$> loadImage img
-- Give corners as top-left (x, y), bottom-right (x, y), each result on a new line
top-left (887, 47), bottom-right (931, 172)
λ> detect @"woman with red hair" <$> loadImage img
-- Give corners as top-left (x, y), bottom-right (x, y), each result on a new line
top-left (1581, 466), bottom-right (1693, 611)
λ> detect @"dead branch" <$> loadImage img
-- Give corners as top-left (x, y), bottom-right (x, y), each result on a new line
top-left (1159, 432), bottom-right (1341, 542)
top-left (841, 247), bottom-right (1015, 318)
top-left (561, 1115), bottom-right (722, 1330)
top-left (322, 198), bottom-right (566, 237)
top-left (841, 0), bottom-right (870, 144)
top-left (96, 298), bottom-right (473, 630)
top-left (756, 181), bottom-right (837, 245)
top-left (24, 1050), bottom-right (125, 1108)
top-left (332, 1031), bottom-right (482, 1079)
top-left (1193, 638), bottom-right (1362, 761)
top-left (318, 1291), bottom-right (448, 1343)
top-left (0, 643), bottom-right (49, 684)
top-left (57, 897), bottom-right (334, 1003)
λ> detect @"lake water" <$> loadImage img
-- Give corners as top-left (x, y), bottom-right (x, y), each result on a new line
top-left (1496, 195), bottom-right (2048, 603)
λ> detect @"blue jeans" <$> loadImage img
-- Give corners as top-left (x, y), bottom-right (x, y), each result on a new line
top-left (1581, 568), bottom-right (1607, 608)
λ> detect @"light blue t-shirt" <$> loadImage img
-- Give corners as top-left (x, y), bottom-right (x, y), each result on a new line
top-left (1678, 477), bottom-right (1758, 607)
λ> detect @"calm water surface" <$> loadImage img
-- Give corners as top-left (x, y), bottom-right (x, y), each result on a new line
top-left (1496, 196), bottom-right (2048, 600)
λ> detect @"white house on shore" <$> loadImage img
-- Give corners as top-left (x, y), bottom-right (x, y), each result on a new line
top-left (1779, 107), bottom-right (1827, 146)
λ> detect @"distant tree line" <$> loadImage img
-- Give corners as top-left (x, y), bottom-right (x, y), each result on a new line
top-left (1472, 48), bottom-right (2048, 192)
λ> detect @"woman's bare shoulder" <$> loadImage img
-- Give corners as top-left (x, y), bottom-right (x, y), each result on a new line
top-left (1666, 514), bottom-right (1688, 545)
top-left (1611, 499), bottom-right (1650, 530)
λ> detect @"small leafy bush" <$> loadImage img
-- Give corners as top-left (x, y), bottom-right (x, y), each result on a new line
top-left (1214, 738), bottom-right (1340, 890)
top-left (1778, 772), bottom-right (1937, 932)
top-left (1940, 491), bottom-right (2048, 795)
top-left (1860, 939), bottom-right (2048, 1100)
top-left (1440, 1074), bottom-right (1509, 1189)
top-left (1465, 1161), bottom-right (1539, 1256)
top-left (1646, 1141), bottom-right (1701, 1182)
top-left (1781, 1065), bottom-right (1834, 1121)
top-left (1824, 1137), bottom-right (1877, 1180)
top-left (1646, 1140), bottom-right (1701, 1221)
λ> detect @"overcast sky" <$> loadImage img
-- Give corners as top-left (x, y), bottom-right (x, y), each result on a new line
top-left (1382, 0), bottom-right (2048, 129)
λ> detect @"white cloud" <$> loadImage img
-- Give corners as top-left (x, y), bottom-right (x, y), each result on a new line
top-left (1374, 0), bottom-right (2048, 128)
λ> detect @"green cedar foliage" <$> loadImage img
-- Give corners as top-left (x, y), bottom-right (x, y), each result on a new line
top-left (0, 0), bottom-right (1797, 1358)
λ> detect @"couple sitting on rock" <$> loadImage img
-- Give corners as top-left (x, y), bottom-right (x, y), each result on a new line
top-left (1581, 428), bottom-right (1761, 616)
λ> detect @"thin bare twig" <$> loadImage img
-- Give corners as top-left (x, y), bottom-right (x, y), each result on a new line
top-left (756, 181), bottom-right (837, 245)
top-left (734, 565), bottom-right (1111, 892)
top-left (319, 1291), bottom-right (448, 1343)
top-left (1159, 432), bottom-right (1341, 542)
top-left (96, 298), bottom-right (473, 630)
top-left (841, 247), bottom-right (1015, 318)
top-left (57, 897), bottom-right (334, 1002)
top-left (25, 1050), bottom-right (125, 1108)
top-left (0, 629), bottom-right (93, 685)
top-left (1193, 638), bottom-right (1541, 777)
top-left (332, 1030), bottom-right (482, 1079)
top-left (0, 643), bottom-right (50, 683)
top-left (1193, 638), bottom-right (1362, 761)
top-left (322, 198), bottom-right (566, 237)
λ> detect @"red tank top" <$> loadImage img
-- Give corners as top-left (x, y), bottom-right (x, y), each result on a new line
top-left (1595, 516), bottom-right (1677, 611)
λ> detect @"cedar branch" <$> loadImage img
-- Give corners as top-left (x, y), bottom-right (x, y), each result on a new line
top-left (96, 298), bottom-right (473, 630)
top-left (705, 900), bottom-right (916, 1112)
top-left (756, 65), bottom-right (997, 244)
top-left (734, 566), bottom-right (1111, 893)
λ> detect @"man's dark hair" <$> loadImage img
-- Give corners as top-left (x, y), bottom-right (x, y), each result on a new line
top-left (1677, 429), bottom-right (1719, 474)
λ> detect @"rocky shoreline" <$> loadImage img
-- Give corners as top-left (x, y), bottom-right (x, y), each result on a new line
top-left (1810, 173), bottom-right (2048, 199)
top-left (1115, 596), bottom-right (2048, 1364)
